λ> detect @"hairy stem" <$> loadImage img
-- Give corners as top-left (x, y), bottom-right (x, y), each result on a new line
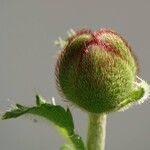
top-left (87, 113), bottom-right (107, 150)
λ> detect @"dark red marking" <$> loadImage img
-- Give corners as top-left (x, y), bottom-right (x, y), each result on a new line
top-left (95, 28), bottom-right (132, 52)
top-left (95, 29), bottom-right (139, 73)
top-left (61, 28), bottom-right (138, 74)
top-left (78, 31), bottom-right (121, 67)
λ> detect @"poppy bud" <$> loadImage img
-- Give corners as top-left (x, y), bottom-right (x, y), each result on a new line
top-left (55, 29), bottom-right (149, 113)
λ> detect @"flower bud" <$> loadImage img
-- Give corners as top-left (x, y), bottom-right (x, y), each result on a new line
top-left (55, 29), bottom-right (149, 113)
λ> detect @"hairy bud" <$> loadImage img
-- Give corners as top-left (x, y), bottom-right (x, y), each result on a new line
top-left (55, 29), bottom-right (149, 113)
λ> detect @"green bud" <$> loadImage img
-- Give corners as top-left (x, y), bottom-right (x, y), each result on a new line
top-left (55, 29), bottom-right (149, 113)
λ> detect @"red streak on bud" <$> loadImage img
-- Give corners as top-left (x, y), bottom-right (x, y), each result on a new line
top-left (95, 28), bottom-right (132, 53)
top-left (63, 28), bottom-right (138, 74)
top-left (93, 30), bottom-right (118, 52)
top-left (94, 29), bottom-right (139, 74)
top-left (82, 38), bottom-right (98, 53)
top-left (71, 29), bottom-right (123, 69)
top-left (79, 30), bottom-right (121, 64)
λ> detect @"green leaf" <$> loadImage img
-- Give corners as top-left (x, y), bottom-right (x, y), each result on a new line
top-left (60, 144), bottom-right (74, 150)
top-left (115, 79), bottom-right (150, 111)
top-left (1, 95), bottom-right (85, 150)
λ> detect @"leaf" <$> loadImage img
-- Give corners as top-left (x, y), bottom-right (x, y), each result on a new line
top-left (60, 144), bottom-right (74, 150)
top-left (115, 78), bottom-right (150, 111)
top-left (1, 95), bottom-right (85, 150)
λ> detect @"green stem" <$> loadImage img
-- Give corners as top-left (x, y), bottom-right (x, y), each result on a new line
top-left (87, 113), bottom-right (107, 150)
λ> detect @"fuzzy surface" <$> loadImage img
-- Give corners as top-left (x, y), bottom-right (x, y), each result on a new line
top-left (55, 29), bottom-right (137, 113)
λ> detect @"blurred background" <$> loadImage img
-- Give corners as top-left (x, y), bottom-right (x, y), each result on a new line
top-left (0, 0), bottom-right (150, 150)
